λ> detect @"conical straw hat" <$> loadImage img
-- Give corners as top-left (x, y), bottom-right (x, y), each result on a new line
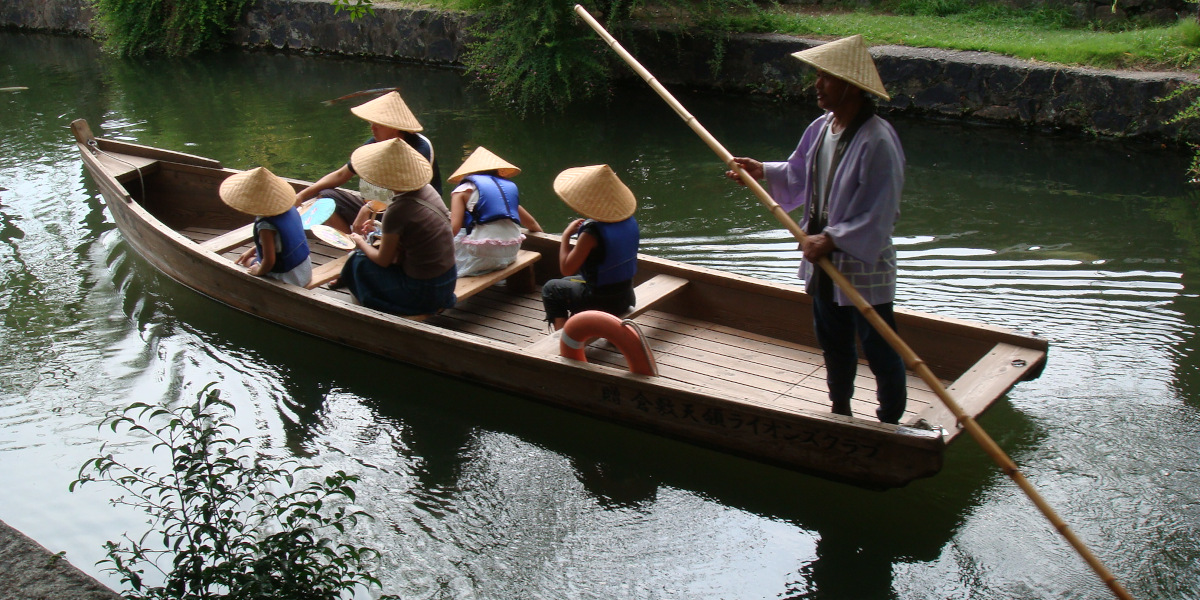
top-left (218, 166), bottom-right (295, 217)
top-left (552, 164), bottom-right (636, 223)
top-left (350, 137), bottom-right (433, 193)
top-left (350, 90), bottom-right (424, 132)
top-left (791, 35), bottom-right (890, 101)
top-left (447, 146), bottom-right (522, 184)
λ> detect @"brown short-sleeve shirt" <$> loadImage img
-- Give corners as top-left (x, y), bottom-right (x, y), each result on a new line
top-left (380, 185), bottom-right (456, 279)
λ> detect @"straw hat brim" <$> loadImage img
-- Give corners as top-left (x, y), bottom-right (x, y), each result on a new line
top-left (791, 35), bottom-right (891, 101)
top-left (552, 164), bottom-right (636, 223)
top-left (219, 167), bottom-right (295, 217)
top-left (447, 146), bottom-right (522, 184)
top-left (350, 90), bottom-right (424, 132)
top-left (350, 138), bottom-right (434, 193)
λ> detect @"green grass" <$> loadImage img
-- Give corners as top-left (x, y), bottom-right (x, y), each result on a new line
top-left (723, 5), bottom-right (1200, 70)
top-left (376, 0), bottom-right (1200, 70)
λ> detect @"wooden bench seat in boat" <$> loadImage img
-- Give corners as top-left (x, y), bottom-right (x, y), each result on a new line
top-left (96, 152), bottom-right (160, 184)
top-left (307, 252), bottom-right (353, 290)
top-left (308, 249), bottom-right (542, 321)
top-left (623, 273), bottom-right (688, 319)
top-left (199, 223), bottom-right (255, 254)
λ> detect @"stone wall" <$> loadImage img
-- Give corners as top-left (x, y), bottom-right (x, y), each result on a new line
top-left (0, 0), bottom-right (94, 35)
top-left (3, 0), bottom-right (1198, 144)
top-left (235, 0), bottom-right (476, 64)
top-left (624, 28), bottom-right (1199, 142)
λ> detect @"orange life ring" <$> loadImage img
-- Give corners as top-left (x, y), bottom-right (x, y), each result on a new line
top-left (559, 310), bottom-right (657, 376)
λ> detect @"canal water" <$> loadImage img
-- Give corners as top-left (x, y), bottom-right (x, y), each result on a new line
top-left (2, 31), bottom-right (1198, 599)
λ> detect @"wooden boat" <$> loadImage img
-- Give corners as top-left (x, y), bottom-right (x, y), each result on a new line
top-left (71, 119), bottom-right (1048, 489)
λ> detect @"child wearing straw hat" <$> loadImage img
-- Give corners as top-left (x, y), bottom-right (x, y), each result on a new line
top-left (294, 90), bottom-right (443, 234)
top-left (446, 146), bottom-right (544, 277)
top-left (335, 138), bottom-right (457, 316)
top-left (725, 34), bottom-right (907, 424)
top-left (220, 167), bottom-right (313, 287)
top-left (541, 165), bottom-right (640, 331)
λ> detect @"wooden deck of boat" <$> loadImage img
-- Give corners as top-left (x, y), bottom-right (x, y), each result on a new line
top-left (181, 226), bottom-right (947, 424)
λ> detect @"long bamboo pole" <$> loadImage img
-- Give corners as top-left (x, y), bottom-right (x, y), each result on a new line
top-left (572, 5), bottom-right (1133, 599)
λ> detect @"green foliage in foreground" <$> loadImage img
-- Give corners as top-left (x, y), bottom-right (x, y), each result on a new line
top-left (89, 0), bottom-right (255, 56)
top-left (1161, 83), bottom-right (1200, 181)
top-left (71, 385), bottom-right (385, 600)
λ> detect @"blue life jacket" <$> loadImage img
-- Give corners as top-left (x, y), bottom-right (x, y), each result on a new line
top-left (255, 208), bottom-right (310, 273)
top-left (586, 217), bottom-right (639, 287)
top-left (462, 174), bottom-right (520, 234)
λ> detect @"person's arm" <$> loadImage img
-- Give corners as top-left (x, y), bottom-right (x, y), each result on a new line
top-left (725, 157), bottom-right (764, 184)
top-left (295, 164), bottom-right (354, 206)
top-left (234, 246), bottom-right (257, 267)
top-left (517, 205), bottom-right (543, 233)
top-left (450, 190), bottom-right (469, 236)
top-left (559, 219), bottom-right (597, 276)
top-left (801, 233), bottom-right (837, 262)
top-left (351, 203), bottom-right (377, 235)
top-left (351, 231), bottom-right (400, 268)
top-left (247, 230), bottom-right (277, 276)
top-left (743, 115), bottom-right (827, 214)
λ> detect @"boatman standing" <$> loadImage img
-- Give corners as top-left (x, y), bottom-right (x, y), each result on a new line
top-left (726, 35), bottom-right (907, 424)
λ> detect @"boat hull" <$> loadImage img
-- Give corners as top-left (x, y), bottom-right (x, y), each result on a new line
top-left (72, 119), bottom-right (1047, 489)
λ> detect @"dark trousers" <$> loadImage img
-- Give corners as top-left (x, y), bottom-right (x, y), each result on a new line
top-left (541, 276), bottom-right (635, 322)
top-left (811, 274), bottom-right (907, 424)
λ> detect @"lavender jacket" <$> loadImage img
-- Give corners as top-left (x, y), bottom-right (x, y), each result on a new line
top-left (763, 112), bottom-right (905, 306)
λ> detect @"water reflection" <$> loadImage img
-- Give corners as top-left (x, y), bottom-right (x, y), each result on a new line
top-left (3, 29), bottom-right (1200, 599)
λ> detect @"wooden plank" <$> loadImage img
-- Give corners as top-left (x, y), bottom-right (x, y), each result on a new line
top-left (95, 151), bottom-right (159, 184)
top-left (307, 253), bottom-right (352, 289)
top-left (306, 250), bottom-right (541, 325)
top-left (636, 315), bottom-right (824, 374)
top-left (409, 250), bottom-right (542, 321)
top-left (543, 334), bottom-right (786, 403)
top-left (199, 223), bottom-right (255, 253)
top-left (639, 323), bottom-right (817, 385)
top-left (914, 343), bottom-right (1048, 436)
top-left (449, 293), bottom-right (547, 334)
top-left (465, 290), bottom-right (547, 323)
top-left (625, 274), bottom-right (688, 319)
top-left (637, 312), bottom-right (825, 369)
top-left (454, 249), bottom-right (540, 300)
top-left (525, 331), bottom-right (563, 356)
top-left (429, 308), bottom-right (539, 345)
top-left (639, 310), bottom-right (942, 423)
top-left (179, 227), bottom-right (222, 244)
top-left (437, 301), bottom-right (539, 338)
top-left (429, 317), bottom-right (526, 343)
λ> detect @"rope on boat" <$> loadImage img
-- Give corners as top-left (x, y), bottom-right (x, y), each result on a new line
top-left (87, 138), bottom-right (147, 202)
top-left (572, 6), bottom-right (1134, 599)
